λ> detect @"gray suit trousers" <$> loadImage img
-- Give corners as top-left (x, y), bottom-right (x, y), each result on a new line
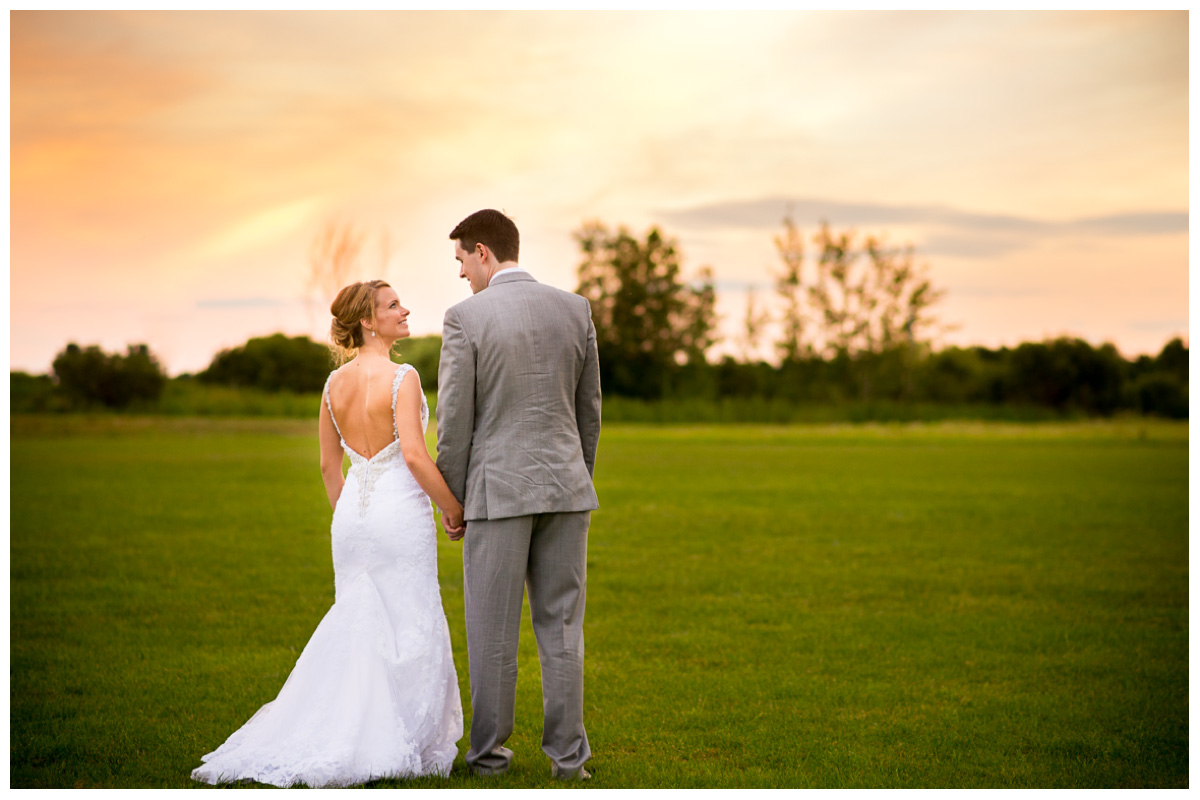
top-left (462, 511), bottom-right (591, 774)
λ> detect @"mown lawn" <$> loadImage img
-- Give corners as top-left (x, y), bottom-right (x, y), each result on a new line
top-left (9, 415), bottom-right (1188, 788)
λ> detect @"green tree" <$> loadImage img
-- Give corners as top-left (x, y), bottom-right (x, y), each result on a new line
top-left (10, 371), bottom-right (58, 412)
top-left (199, 334), bottom-right (333, 393)
top-left (740, 288), bottom-right (771, 363)
top-left (1125, 337), bottom-right (1188, 418)
top-left (807, 222), bottom-right (944, 359)
top-left (51, 343), bottom-right (167, 409)
top-left (1129, 372), bottom-right (1188, 418)
top-left (393, 335), bottom-right (442, 389)
top-left (772, 219), bottom-right (948, 400)
top-left (1007, 338), bottom-right (1125, 415)
top-left (574, 222), bottom-right (718, 398)
top-left (772, 216), bottom-right (809, 362)
top-left (1154, 336), bottom-right (1188, 383)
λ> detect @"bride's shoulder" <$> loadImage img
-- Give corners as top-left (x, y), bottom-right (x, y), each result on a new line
top-left (326, 362), bottom-right (353, 382)
top-left (392, 362), bottom-right (421, 385)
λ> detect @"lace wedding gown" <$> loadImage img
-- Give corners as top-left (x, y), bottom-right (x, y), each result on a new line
top-left (192, 364), bottom-right (463, 787)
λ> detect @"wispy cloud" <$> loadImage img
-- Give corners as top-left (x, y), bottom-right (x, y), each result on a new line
top-left (660, 197), bottom-right (1187, 258)
top-left (195, 296), bottom-right (290, 309)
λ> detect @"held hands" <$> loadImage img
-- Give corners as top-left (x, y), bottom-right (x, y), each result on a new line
top-left (441, 505), bottom-right (466, 541)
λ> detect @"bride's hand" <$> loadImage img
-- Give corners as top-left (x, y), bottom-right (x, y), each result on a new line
top-left (441, 505), bottom-right (466, 541)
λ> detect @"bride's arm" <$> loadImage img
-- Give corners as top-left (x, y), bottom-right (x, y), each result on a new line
top-left (318, 396), bottom-right (345, 510)
top-left (396, 370), bottom-right (465, 533)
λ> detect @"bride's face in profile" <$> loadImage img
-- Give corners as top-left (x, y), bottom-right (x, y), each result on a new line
top-left (369, 287), bottom-right (410, 342)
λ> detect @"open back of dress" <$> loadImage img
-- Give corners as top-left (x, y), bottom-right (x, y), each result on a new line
top-left (324, 361), bottom-right (407, 461)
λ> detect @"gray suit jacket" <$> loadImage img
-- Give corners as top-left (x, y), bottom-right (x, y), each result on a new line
top-left (436, 271), bottom-right (601, 521)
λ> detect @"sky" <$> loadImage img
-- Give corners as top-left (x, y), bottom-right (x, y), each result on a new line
top-left (10, 10), bottom-right (1189, 375)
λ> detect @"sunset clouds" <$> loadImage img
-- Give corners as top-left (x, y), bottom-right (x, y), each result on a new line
top-left (10, 11), bottom-right (1188, 374)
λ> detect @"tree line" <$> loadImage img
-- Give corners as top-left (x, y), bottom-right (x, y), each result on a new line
top-left (572, 219), bottom-right (1187, 418)
top-left (11, 219), bottom-right (1188, 419)
top-left (11, 334), bottom-right (444, 414)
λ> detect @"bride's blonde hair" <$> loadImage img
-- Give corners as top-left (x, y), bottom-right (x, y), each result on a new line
top-left (329, 279), bottom-right (391, 364)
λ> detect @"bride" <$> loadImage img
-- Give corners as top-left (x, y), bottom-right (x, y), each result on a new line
top-left (192, 279), bottom-right (465, 787)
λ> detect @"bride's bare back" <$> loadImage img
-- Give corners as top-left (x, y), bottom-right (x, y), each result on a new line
top-left (326, 358), bottom-right (405, 459)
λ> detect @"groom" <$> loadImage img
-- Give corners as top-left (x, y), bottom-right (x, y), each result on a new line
top-left (436, 209), bottom-right (601, 780)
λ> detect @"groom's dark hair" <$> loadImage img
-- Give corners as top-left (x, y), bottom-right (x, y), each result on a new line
top-left (449, 209), bottom-right (520, 263)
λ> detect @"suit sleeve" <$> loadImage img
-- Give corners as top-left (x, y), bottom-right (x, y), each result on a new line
top-left (436, 306), bottom-right (475, 504)
top-left (575, 300), bottom-right (602, 478)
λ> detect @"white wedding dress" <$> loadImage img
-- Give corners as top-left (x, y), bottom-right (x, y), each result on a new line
top-left (192, 364), bottom-right (463, 787)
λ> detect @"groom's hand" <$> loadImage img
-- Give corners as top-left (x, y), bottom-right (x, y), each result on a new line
top-left (442, 508), bottom-right (466, 541)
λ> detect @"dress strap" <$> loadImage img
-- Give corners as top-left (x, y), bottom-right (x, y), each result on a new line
top-left (391, 363), bottom-right (414, 439)
top-left (323, 372), bottom-right (343, 440)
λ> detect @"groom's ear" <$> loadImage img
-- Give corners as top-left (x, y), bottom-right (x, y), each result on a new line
top-left (476, 243), bottom-right (491, 264)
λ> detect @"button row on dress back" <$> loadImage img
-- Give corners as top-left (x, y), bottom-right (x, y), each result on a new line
top-left (358, 461), bottom-right (378, 517)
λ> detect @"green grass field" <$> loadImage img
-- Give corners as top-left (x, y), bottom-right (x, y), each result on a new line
top-left (10, 415), bottom-right (1188, 788)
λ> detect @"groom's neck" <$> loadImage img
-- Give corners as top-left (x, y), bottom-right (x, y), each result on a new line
top-left (486, 261), bottom-right (521, 287)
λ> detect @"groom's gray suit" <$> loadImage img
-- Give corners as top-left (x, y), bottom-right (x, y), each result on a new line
top-left (436, 270), bottom-right (601, 776)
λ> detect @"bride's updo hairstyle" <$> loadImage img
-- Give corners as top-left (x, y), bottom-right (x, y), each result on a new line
top-left (330, 279), bottom-right (391, 362)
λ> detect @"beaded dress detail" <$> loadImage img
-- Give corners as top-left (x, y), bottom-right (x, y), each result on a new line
top-left (192, 364), bottom-right (461, 787)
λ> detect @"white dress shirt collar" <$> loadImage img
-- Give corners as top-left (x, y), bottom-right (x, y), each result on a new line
top-left (489, 266), bottom-right (527, 286)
